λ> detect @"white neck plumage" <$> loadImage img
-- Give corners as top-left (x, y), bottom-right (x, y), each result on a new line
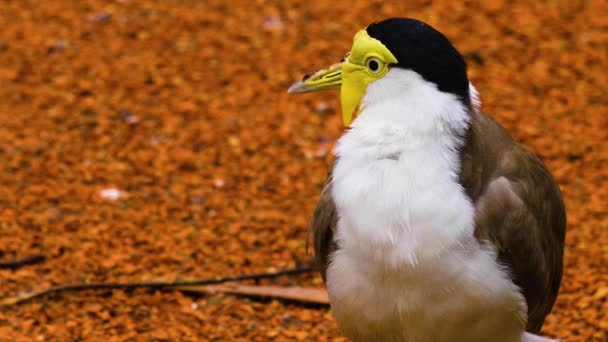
top-left (334, 68), bottom-right (473, 165)
top-left (331, 68), bottom-right (479, 267)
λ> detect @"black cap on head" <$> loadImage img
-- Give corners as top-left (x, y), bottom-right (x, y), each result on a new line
top-left (366, 18), bottom-right (470, 104)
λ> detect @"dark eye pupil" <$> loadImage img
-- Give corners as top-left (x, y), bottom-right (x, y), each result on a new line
top-left (368, 60), bottom-right (379, 71)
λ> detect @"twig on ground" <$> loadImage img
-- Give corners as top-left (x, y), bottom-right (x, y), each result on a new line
top-left (1, 265), bottom-right (315, 306)
top-left (178, 284), bottom-right (329, 305)
top-left (0, 254), bottom-right (46, 270)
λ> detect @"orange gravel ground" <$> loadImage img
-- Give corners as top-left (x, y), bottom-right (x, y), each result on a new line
top-left (0, 0), bottom-right (607, 341)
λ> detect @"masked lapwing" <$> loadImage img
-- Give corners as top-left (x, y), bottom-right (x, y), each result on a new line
top-left (289, 18), bottom-right (565, 342)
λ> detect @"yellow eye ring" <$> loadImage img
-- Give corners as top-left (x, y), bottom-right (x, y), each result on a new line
top-left (366, 57), bottom-right (384, 74)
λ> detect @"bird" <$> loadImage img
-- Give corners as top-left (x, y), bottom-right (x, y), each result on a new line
top-left (288, 18), bottom-right (565, 342)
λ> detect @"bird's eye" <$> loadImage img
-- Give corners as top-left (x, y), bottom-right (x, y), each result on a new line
top-left (366, 57), bottom-right (383, 74)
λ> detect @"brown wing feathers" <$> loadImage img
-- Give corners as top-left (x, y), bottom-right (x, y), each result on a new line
top-left (309, 177), bottom-right (338, 282)
top-left (460, 111), bottom-right (566, 332)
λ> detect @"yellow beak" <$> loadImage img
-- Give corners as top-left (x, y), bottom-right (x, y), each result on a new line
top-left (288, 58), bottom-right (364, 126)
top-left (288, 61), bottom-right (343, 94)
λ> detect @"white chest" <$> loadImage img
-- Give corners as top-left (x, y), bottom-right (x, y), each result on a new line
top-left (327, 122), bottom-right (526, 342)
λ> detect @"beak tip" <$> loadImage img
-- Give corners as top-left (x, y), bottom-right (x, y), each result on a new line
top-left (287, 80), bottom-right (307, 94)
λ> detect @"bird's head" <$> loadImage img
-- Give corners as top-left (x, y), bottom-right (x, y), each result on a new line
top-left (289, 18), bottom-right (473, 126)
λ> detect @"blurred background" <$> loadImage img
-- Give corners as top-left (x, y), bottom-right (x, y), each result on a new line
top-left (0, 0), bottom-right (606, 340)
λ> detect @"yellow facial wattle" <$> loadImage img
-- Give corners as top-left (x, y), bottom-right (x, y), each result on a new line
top-left (288, 29), bottom-right (398, 126)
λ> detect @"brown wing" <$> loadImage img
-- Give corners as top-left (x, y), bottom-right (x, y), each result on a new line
top-left (460, 111), bottom-right (566, 333)
top-left (308, 175), bottom-right (338, 282)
